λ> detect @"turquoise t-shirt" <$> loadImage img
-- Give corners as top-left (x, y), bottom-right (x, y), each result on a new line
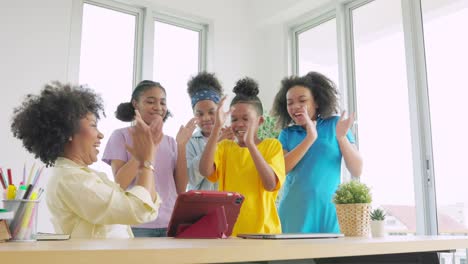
top-left (278, 116), bottom-right (355, 233)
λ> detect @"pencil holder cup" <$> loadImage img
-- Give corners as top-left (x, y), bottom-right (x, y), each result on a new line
top-left (2, 199), bottom-right (40, 241)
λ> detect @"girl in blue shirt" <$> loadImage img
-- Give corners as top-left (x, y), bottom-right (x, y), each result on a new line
top-left (272, 72), bottom-right (363, 233)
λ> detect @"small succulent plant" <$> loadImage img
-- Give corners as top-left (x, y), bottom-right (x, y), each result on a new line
top-left (370, 208), bottom-right (386, 221)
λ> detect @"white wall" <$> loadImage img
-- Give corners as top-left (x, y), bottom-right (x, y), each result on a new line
top-left (0, 0), bottom-right (75, 174)
top-left (0, 0), bottom-right (75, 232)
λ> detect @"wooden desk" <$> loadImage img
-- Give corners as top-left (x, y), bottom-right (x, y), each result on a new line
top-left (1, 236), bottom-right (467, 263)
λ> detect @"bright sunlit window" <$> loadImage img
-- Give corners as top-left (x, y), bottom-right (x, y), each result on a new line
top-left (79, 3), bottom-right (137, 177)
top-left (351, 0), bottom-right (417, 234)
top-left (297, 17), bottom-right (338, 84)
top-left (422, 0), bottom-right (468, 236)
top-left (153, 20), bottom-right (201, 137)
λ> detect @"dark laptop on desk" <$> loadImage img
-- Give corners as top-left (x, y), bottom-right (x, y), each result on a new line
top-left (237, 233), bottom-right (344, 239)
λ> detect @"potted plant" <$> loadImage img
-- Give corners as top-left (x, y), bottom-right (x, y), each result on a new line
top-left (257, 111), bottom-right (280, 140)
top-left (333, 180), bottom-right (372, 237)
top-left (370, 208), bottom-right (386, 237)
top-left (257, 111), bottom-right (283, 205)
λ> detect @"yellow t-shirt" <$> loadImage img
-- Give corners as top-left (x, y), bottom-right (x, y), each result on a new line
top-left (207, 138), bottom-right (286, 235)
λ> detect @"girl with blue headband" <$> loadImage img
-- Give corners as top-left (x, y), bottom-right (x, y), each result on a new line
top-left (186, 72), bottom-right (233, 191)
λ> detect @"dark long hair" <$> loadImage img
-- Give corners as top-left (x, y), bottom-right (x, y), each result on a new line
top-left (115, 80), bottom-right (171, 122)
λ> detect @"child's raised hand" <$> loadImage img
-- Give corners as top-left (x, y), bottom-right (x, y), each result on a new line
top-left (243, 118), bottom-right (258, 147)
top-left (301, 106), bottom-right (318, 141)
top-left (126, 110), bottom-right (154, 163)
top-left (149, 114), bottom-right (164, 146)
top-left (218, 126), bottom-right (234, 142)
top-left (176, 117), bottom-right (198, 146)
top-left (215, 96), bottom-right (231, 128)
top-left (336, 111), bottom-right (354, 140)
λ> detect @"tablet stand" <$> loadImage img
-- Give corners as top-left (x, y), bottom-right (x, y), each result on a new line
top-left (175, 206), bottom-right (228, 238)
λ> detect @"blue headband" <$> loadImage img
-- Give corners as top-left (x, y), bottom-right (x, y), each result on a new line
top-left (191, 89), bottom-right (221, 108)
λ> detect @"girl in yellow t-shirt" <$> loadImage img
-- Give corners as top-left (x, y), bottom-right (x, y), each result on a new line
top-left (199, 77), bottom-right (286, 236)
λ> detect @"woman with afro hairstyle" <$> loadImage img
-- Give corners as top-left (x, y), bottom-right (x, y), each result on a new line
top-left (186, 72), bottom-right (234, 191)
top-left (272, 72), bottom-right (363, 234)
top-left (11, 82), bottom-right (161, 238)
top-left (199, 77), bottom-right (286, 235)
top-left (102, 80), bottom-right (196, 237)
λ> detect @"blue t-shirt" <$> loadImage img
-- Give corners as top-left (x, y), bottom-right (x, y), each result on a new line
top-left (278, 116), bottom-right (355, 233)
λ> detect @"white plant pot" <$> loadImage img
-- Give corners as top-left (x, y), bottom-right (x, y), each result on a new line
top-left (370, 220), bottom-right (385, 237)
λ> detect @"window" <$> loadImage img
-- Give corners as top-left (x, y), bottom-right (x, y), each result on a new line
top-left (295, 16), bottom-right (339, 84)
top-left (153, 19), bottom-right (203, 136)
top-left (350, 0), bottom-right (416, 234)
top-left (289, 0), bottom-right (468, 261)
top-left (79, 2), bottom-right (139, 177)
top-left (421, 0), bottom-right (468, 236)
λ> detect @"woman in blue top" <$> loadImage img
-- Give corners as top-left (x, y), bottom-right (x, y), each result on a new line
top-left (272, 72), bottom-right (363, 233)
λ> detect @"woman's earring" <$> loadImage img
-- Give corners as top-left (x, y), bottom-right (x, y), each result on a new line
top-left (68, 137), bottom-right (72, 141)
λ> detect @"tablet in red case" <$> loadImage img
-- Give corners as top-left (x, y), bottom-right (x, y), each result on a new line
top-left (167, 190), bottom-right (244, 238)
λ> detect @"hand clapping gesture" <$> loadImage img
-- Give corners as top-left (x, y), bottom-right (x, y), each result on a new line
top-left (149, 114), bottom-right (164, 146)
top-left (336, 111), bottom-right (355, 140)
top-left (300, 106), bottom-right (318, 142)
top-left (215, 96), bottom-right (231, 128)
top-left (218, 126), bottom-right (235, 142)
top-left (243, 118), bottom-right (259, 147)
top-left (176, 118), bottom-right (198, 146)
top-left (127, 110), bottom-right (154, 163)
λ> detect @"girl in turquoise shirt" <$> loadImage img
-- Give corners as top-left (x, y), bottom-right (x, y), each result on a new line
top-left (272, 72), bottom-right (363, 233)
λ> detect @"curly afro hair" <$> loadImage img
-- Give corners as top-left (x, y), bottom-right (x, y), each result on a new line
top-left (230, 77), bottom-right (263, 115)
top-left (11, 82), bottom-right (104, 166)
top-left (272, 71), bottom-right (340, 129)
top-left (187, 72), bottom-right (223, 96)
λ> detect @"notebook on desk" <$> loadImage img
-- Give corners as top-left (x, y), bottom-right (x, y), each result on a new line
top-left (36, 232), bottom-right (70, 241)
top-left (237, 233), bottom-right (344, 239)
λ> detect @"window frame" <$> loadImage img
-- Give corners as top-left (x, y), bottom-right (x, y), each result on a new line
top-left (290, 10), bottom-right (336, 76)
top-left (399, 0), bottom-right (437, 236)
top-left (69, 0), bottom-right (208, 85)
top-left (152, 12), bottom-right (208, 73)
top-left (78, 0), bottom-right (144, 88)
